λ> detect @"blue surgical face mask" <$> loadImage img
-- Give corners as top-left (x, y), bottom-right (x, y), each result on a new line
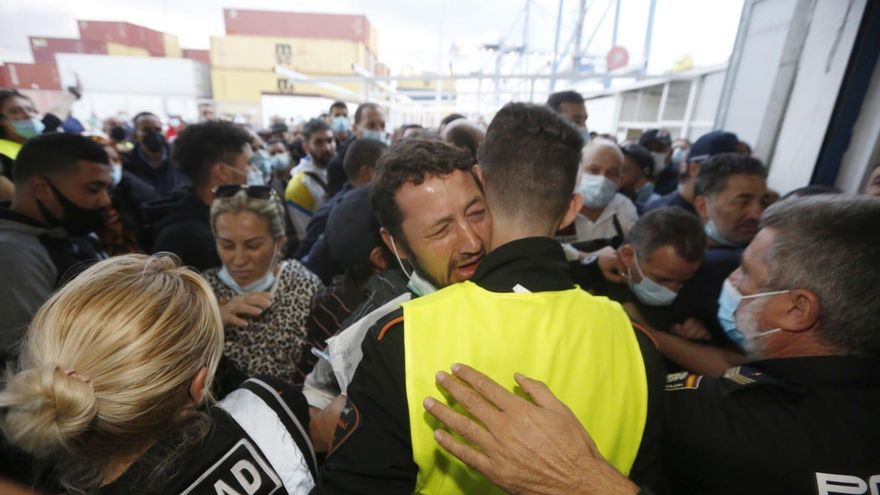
top-left (671, 147), bottom-right (687, 165)
top-left (626, 250), bottom-right (678, 306)
top-left (218, 247), bottom-right (282, 296)
top-left (635, 182), bottom-right (655, 204)
top-left (251, 149), bottom-right (272, 180)
top-left (13, 117), bottom-right (45, 139)
top-left (247, 167), bottom-right (266, 186)
top-left (362, 129), bottom-right (389, 144)
top-left (331, 116), bottom-right (351, 133)
top-left (717, 278), bottom-right (790, 349)
top-left (577, 173), bottom-right (618, 209)
top-left (271, 152), bottom-right (290, 171)
top-left (388, 236), bottom-right (437, 297)
top-left (704, 220), bottom-right (741, 248)
top-left (580, 127), bottom-right (590, 143)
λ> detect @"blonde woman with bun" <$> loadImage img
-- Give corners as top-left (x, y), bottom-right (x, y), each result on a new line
top-left (0, 254), bottom-right (318, 494)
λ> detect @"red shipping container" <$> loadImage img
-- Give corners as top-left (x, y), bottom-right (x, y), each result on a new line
top-left (30, 37), bottom-right (107, 64)
top-left (78, 20), bottom-right (165, 56)
top-left (0, 66), bottom-right (11, 87)
top-left (224, 9), bottom-right (371, 46)
top-left (2, 63), bottom-right (61, 90)
top-left (183, 49), bottom-right (210, 64)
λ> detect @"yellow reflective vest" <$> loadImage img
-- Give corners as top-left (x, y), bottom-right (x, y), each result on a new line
top-left (403, 281), bottom-right (648, 494)
top-left (0, 139), bottom-right (21, 161)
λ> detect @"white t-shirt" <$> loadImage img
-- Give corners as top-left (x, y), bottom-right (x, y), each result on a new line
top-left (559, 193), bottom-right (638, 260)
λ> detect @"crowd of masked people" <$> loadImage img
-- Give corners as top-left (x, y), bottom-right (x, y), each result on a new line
top-left (0, 82), bottom-right (878, 495)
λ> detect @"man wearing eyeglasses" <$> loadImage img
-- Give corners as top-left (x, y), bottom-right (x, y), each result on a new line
top-left (145, 121), bottom-right (256, 271)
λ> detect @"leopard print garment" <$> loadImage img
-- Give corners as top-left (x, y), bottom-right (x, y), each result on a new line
top-left (202, 260), bottom-right (323, 384)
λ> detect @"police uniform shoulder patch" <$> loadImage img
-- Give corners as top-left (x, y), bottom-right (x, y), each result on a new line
top-left (718, 365), bottom-right (802, 395)
top-left (665, 370), bottom-right (704, 392)
top-left (328, 396), bottom-right (361, 456)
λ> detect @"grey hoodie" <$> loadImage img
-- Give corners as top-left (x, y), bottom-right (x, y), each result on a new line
top-left (0, 207), bottom-right (104, 361)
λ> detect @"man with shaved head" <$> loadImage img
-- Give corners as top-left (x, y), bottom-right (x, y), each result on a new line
top-left (561, 138), bottom-right (638, 256)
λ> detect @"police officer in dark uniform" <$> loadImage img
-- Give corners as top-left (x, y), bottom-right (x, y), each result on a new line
top-left (663, 195), bottom-right (880, 495)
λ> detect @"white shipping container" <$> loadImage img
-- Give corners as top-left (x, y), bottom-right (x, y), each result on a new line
top-left (54, 53), bottom-right (211, 97)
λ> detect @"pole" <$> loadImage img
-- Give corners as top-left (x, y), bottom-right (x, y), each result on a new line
top-left (549, 0), bottom-right (564, 92)
top-left (643, 0), bottom-right (657, 76)
top-left (604, 0), bottom-right (621, 88)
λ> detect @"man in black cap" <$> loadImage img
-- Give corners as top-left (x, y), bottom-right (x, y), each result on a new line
top-left (645, 130), bottom-right (741, 215)
top-left (638, 129), bottom-right (675, 195)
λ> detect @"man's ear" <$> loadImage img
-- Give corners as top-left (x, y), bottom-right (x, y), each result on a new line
top-left (369, 245), bottom-right (391, 271)
top-left (210, 162), bottom-right (228, 186)
top-left (189, 367), bottom-right (209, 404)
top-left (558, 193), bottom-right (582, 231)
top-left (694, 195), bottom-right (709, 223)
top-left (380, 227), bottom-right (406, 260)
top-left (776, 289), bottom-right (821, 334)
top-left (28, 175), bottom-right (52, 200)
top-left (617, 244), bottom-right (635, 265)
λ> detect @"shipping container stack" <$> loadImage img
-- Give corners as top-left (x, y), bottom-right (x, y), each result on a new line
top-left (211, 8), bottom-right (386, 114)
top-left (1, 21), bottom-right (201, 96)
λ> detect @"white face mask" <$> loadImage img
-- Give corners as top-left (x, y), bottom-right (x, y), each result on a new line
top-left (217, 243), bottom-right (282, 295)
top-left (110, 164), bottom-right (123, 187)
top-left (388, 236), bottom-right (437, 297)
top-left (734, 289), bottom-right (790, 356)
top-left (650, 152), bottom-right (668, 175)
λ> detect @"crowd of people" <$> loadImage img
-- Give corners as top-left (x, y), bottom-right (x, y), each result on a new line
top-left (0, 81), bottom-right (878, 495)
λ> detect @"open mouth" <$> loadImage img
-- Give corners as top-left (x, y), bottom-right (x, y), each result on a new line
top-left (452, 256), bottom-right (483, 281)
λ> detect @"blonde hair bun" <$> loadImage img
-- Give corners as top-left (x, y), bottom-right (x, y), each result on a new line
top-left (1, 365), bottom-right (98, 455)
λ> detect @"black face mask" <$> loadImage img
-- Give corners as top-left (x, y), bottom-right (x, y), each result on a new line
top-left (36, 179), bottom-right (107, 236)
top-left (109, 126), bottom-right (127, 142)
top-left (141, 130), bottom-right (166, 154)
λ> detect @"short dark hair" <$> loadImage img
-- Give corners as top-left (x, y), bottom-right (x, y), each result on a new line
top-left (132, 111), bottom-right (159, 126)
top-left (371, 139), bottom-right (475, 243)
top-left (0, 89), bottom-right (33, 139)
top-left (171, 121), bottom-right (252, 186)
top-left (354, 103), bottom-right (380, 125)
top-left (0, 88), bottom-right (31, 114)
top-left (303, 118), bottom-right (331, 141)
top-left (445, 121), bottom-right (483, 162)
top-left (694, 153), bottom-right (767, 197)
top-left (13, 133), bottom-right (109, 186)
top-left (760, 196), bottom-right (880, 357)
top-left (627, 207), bottom-right (706, 263)
top-left (343, 138), bottom-right (387, 182)
top-left (330, 101), bottom-right (348, 112)
top-left (622, 143), bottom-right (655, 178)
top-left (546, 90), bottom-right (584, 112)
top-left (477, 102), bottom-right (582, 226)
top-left (440, 113), bottom-right (465, 127)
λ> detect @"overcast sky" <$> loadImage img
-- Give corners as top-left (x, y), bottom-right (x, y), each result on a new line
top-left (0, 0), bottom-right (744, 75)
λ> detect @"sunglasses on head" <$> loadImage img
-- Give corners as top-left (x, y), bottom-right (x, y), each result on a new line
top-left (213, 184), bottom-right (277, 200)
